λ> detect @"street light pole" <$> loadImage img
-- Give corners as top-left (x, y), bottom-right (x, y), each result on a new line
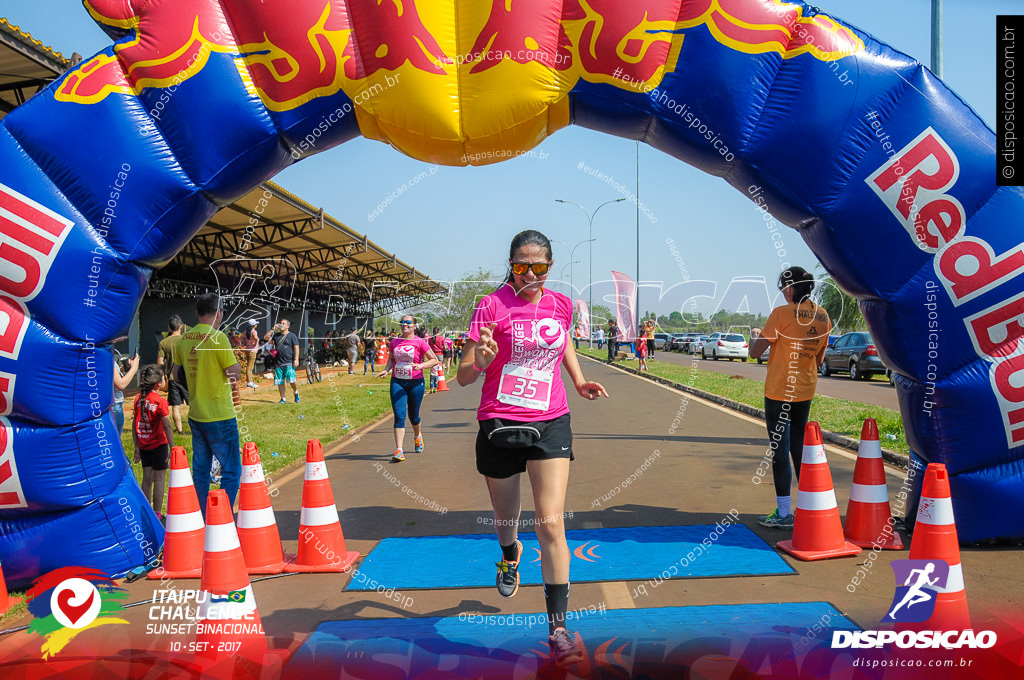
top-left (557, 260), bottom-right (581, 293)
top-left (556, 198), bottom-right (626, 346)
top-left (550, 239), bottom-right (594, 299)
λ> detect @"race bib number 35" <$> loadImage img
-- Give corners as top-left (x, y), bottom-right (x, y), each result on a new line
top-left (497, 365), bottom-right (553, 410)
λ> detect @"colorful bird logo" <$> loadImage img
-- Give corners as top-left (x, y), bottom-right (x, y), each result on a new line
top-left (25, 566), bottom-right (129, 659)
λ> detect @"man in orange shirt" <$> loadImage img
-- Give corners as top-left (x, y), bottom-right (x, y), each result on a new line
top-left (748, 267), bottom-right (831, 529)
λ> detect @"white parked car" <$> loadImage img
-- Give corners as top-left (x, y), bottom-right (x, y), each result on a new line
top-left (701, 332), bottom-right (749, 361)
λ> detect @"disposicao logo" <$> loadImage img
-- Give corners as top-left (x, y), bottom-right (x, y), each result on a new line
top-left (831, 558), bottom-right (997, 651)
top-left (26, 566), bottom-right (129, 659)
top-left (884, 559), bottom-right (948, 623)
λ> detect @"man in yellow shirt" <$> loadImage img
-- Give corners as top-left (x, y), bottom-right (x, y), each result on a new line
top-left (748, 267), bottom-right (831, 529)
top-left (173, 292), bottom-right (241, 515)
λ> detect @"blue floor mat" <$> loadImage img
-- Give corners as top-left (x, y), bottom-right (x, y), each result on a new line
top-left (283, 602), bottom-right (857, 679)
top-left (348, 524), bottom-right (795, 590)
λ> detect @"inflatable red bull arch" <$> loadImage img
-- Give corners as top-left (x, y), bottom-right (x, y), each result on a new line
top-left (0, 0), bottom-right (1020, 585)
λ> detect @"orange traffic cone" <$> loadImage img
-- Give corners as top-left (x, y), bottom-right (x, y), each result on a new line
top-left (376, 342), bottom-right (388, 366)
top-left (193, 489), bottom-right (267, 671)
top-left (237, 443), bottom-right (287, 574)
top-left (150, 446), bottom-right (204, 579)
top-left (0, 561), bottom-right (22, 615)
top-left (284, 440), bottom-right (359, 572)
top-left (899, 463), bottom-right (969, 631)
top-left (778, 422), bottom-right (862, 561)
top-left (436, 362), bottom-right (449, 392)
top-left (844, 419), bottom-right (903, 550)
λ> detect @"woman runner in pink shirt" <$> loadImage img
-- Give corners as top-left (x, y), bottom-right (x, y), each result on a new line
top-left (457, 229), bottom-right (609, 668)
top-left (377, 315), bottom-right (439, 462)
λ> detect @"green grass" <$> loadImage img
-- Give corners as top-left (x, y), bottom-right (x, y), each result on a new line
top-left (578, 347), bottom-right (908, 456)
top-left (117, 365), bottom-right (403, 507)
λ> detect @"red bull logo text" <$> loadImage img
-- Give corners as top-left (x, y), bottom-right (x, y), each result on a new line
top-left (869, 127), bottom-right (1024, 447)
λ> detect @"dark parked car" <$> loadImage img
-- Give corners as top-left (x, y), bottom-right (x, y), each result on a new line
top-left (666, 333), bottom-right (689, 351)
top-left (819, 332), bottom-right (888, 380)
top-left (679, 332), bottom-right (703, 352)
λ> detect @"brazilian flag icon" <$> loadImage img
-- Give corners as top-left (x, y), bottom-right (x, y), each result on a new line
top-left (228, 590), bottom-right (246, 603)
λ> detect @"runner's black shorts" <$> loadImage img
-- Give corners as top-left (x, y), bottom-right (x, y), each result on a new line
top-left (167, 379), bottom-right (189, 406)
top-left (476, 413), bottom-right (573, 479)
top-left (140, 443), bottom-right (170, 471)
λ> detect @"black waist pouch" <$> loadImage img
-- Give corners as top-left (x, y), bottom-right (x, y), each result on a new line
top-left (486, 419), bottom-right (542, 449)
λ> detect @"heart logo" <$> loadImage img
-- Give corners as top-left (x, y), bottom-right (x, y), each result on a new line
top-left (55, 586), bottom-right (95, 626)
top-left (535, 319), bottom-right (565, 349)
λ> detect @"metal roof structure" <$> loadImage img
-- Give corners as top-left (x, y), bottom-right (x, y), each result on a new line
top-left (0, 18), bottom-right (78, 117)
top-left (0, 19), bottom-right (441, 318)
top-left (149, 181), bottom-right (445, 317)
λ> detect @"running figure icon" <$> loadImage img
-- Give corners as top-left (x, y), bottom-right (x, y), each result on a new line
top-left (888, 562), bottom-right (939, 619)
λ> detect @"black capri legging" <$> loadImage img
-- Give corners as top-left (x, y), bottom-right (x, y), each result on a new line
top-left (390, 377), bottom-right (425, 428)
top-left (764, 397), bottom-right (813, 497)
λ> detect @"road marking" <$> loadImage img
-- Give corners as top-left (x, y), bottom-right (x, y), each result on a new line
top-left (580, 520), bottom-right (636, 609)
top-left (582, 356), bottom-right (906, 480)
top-left (601, 581), bottom-right (636, 609)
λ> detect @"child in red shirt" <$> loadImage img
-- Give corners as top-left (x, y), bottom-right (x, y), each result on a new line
top-left (133, 365), bottom-right (174, 520)
top-left (637, 327), bottom-right (649, 372)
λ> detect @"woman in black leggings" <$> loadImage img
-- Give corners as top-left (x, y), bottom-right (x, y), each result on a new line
top-left (748, 266), bottom-right (831, 529)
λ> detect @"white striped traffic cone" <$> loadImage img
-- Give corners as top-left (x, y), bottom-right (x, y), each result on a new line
top-left (237, 442), bottom-right (288, 574)
top-left (899, 463), bottom-right (970, 631)
top-left (777, 422), bottom-right (862, 561)
top-left (844, 419), bottom-right (903, 549)
top-left (193, 489), bottom-right (267, 670)
top-left (150, 446), bottom-right (204, 579)
top-left (284, 440), bottom-right (359, 572)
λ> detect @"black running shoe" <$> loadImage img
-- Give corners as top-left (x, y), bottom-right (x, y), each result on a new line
top-left (495, 539), bottom-right (522, 598)
top-left (548, 628), bottom-right (584, 667)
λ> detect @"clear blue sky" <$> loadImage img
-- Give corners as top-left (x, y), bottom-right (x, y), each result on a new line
top-left (1, 1), bottom-right (1012, 317)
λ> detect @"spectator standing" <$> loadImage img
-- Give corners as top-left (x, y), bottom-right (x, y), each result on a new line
top-left (133, 364), bottom-right (173, 521)
top-left (172, 292), bottom-right (242, 515)
top-left (157, 315), bottom-right (188, 434)
top-left (595, 326), bottom-right (605, 350)
top-left (113, 350), bottom-right (140, 433)
top-left (242, 319), bottom-right (260, 387)
top-left (442, 334), bottom-right (454, 373)
top-left (606, 320), bottom-right (619, 363)
top-left (637, 326), bottom-right (649, 371)
top-left (748, 266), bottom-right (832, 529)
top-left (643, 318), bottom-right (656, 357)
top-left (453, 333), bottom-right (465, 365)
top-left (363, 330), bottom-right (376, 375)
top-left (272, 319), bottom-right (301, 403)
top-left (344, 328), bottom-right (361, 375)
